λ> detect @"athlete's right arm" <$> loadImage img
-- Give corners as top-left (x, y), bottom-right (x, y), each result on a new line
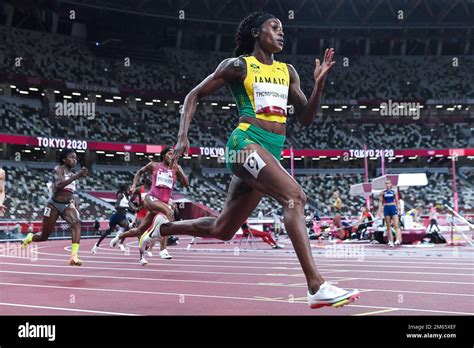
top-left (131, 162), bottom-right (154, 192)
top-left (52, 166), bottom-right (87, 191)
top-left (172, 57), bottom-right (246, 164)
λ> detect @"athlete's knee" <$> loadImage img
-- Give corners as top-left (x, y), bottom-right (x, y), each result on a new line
top-left (207, 218), bottom-right (235, 241)
top-left (281, 186), bottom-right (306, 209)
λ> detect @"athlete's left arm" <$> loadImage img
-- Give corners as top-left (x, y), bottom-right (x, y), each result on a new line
top-left (175, 165), bottom-right (190, 188)
top-left (288, 48), bottom-right (335, 127)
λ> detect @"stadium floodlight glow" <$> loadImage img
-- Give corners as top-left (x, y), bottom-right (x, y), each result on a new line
top-left (435, 154), bottom-right (444, 157)
top-left (447, 107), bottom-right (454, 111)
top-left (173, 101), bottom-right (180, 104)
top-left (294, 157), bottom-right (302, 161)
top-left (96, 94), bottom-right (102, 98)
top-left (334, 108), bottom-right (342, 111)
top-left (321, 105), bottom-right (329, 109)
top-left (96, 151), bottom-right (105, 154)
top-left (319, 156), bottom-right (327, 158)
top-left (116, 152), bottom-right (125, 154)
top-left (63, 95), bottom-right (72, 99)
top-left (34, 147), bottom-right (41, 150)
top-left (29, 87), bottom-right (39, 91)
top-left (76, 150), bottom-right (85, 153)
top-left (152, 99), bottom-right (160, 102)
top-left (372, 108), bottom-right (380, 111)
top-left (113, 96), bottom-right (122, 100)
top-left (330, 157), bottom-right (339, 160)
top-left (105, 99), bottom-right (113, 103)
top-left (312, 157), bottom-right (320, 160)
top-left (341, 105), bottom-right (348, 109)
top-left (183, 156), bottom-right (191, 159)
top-left (408, 156), bottom-right (418, 159)
top-left (211, 103), bottom-right (218, 106)
top-left (192, 154), bottom-right (199, 157)
top-left (136, 152), bottom-right (144, 155)
top-left (135, 98), bottom-right (141, 101)
top-left (145, 102), bottom-right (153, 105)
top-left (72, 92), bottom-right (81, 96)
top-left (41, 93), bottom-right (45, 96)
top-left (23, 149), bottom-right (31, 153)
top-left (10, 85), bottom-right (16, 89)
top-left (359, 105), bottom-right (367, 109)
top-left (436, 105), bottom-right (443, 108)
top-left (19, 90), bottom-right (29, 94)
top-left (222, 106), bottom-right (230, 109)
top-left (369, 157), bottom-right (377, 160)
top-left (84, 97), bottom-right (88, 101)
top-left (106, 154), bottom-right (114, 157)
top-left (53, 90), bottom-right (60, 94)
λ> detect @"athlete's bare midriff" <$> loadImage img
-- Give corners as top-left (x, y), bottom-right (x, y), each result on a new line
top-left (239, 116), bottom-right (286, 136)
top-left (53, 190), bottom-right (74, 202)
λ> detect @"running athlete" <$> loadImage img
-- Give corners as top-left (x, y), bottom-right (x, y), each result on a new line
top-left (92, 184), bottom-right (132, 254)
top-left (332, 190), bottom-right (342, 228)
top-left (130, 148), bottom-right (189, 265)
top-left (109, 178), bottom-right (152, 251)
top-left (378, 180), bottom-right (402, 247)
top-left (140, 12), bottom-right (359, 309)
top-left (241, 221), bottom-right (284, 249)
top-left (21, 149), bottom-right (88, 265)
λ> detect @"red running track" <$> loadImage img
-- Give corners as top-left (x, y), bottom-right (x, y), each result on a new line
top-left (0, 238), bottom-right (473, 316)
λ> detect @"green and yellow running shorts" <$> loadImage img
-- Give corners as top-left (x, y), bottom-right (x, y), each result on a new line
top-left (225, 122), bottom-right (285, 171)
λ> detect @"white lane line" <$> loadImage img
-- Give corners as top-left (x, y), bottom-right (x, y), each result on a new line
top-left (3, 254), bottom-right (472, 276)
top-left (354, 308), bottom-right (400, 316)
top-left (25, 248), bottom-right (474, 267)
top-left (0, 260), bottom-right (473, 285)
top-left (0, 302), bottom-right (139, 316)
top-left (0, 281), bottom-right (472, 316)
top-left (0, 269), bottom-right (473, 297)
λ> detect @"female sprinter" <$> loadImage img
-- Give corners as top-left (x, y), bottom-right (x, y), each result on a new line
top-left (21, 149), bottom-right (88, 265)
top-left (140, 12), bottom-right (359, 309)
top-left (378, 180), bottom-right (402, 247)
top-left (128, 147), bottom-right (189, 265)
top-left (92, 183), bottom-right (132, 254)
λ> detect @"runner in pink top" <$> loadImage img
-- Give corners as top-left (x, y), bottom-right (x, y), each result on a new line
top-left (126, 147), bottom-right (189, 265)
top-left (148, 161), bottom-right (177, 204)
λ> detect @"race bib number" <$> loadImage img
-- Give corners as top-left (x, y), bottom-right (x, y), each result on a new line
top-left (243, 152), bottom-right (266, 179)
top-left (44, 207), bottom-right (51, 217)
top-left (253, 83), bottom-right (288, 116)
top-left (155, 171), bottom-right (173, 189)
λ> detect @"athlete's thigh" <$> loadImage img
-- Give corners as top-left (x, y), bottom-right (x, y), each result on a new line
top-left (213, 175), bottom-right (264, 236)
top-left (62, 205), bottom-right (81, 225)
top-left (231, 143), bottom-right (302, 204)
top-left (41, 203), bottom-right (60, 238)
top-left (144, 196), bottom-right (172, 217)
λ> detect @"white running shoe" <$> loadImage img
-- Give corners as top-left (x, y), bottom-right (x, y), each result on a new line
top-left (119, 244), bottom-right (127, 252)
top-left (91, 244), bottom-right (98, 254)
top-left (139, 214), bottom-right (168, 254)
top-left (159, 249), bottom-right (172, 259)
top-left (307, 282), bottom-right (360, 309)
top-left (388, 241), bottom-right (394, 248)
top-left (139, 257), bottom-right (148, 266)
top-left (147, 251), bottom-right (153, 257)
top-left (109, 234), bottom-right (120, 248)
top-left (394, 240), bottom-right (401, 246)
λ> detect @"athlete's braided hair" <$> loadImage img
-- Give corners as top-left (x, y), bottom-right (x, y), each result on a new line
top-left (234, 12), bottom-right (265, 57)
